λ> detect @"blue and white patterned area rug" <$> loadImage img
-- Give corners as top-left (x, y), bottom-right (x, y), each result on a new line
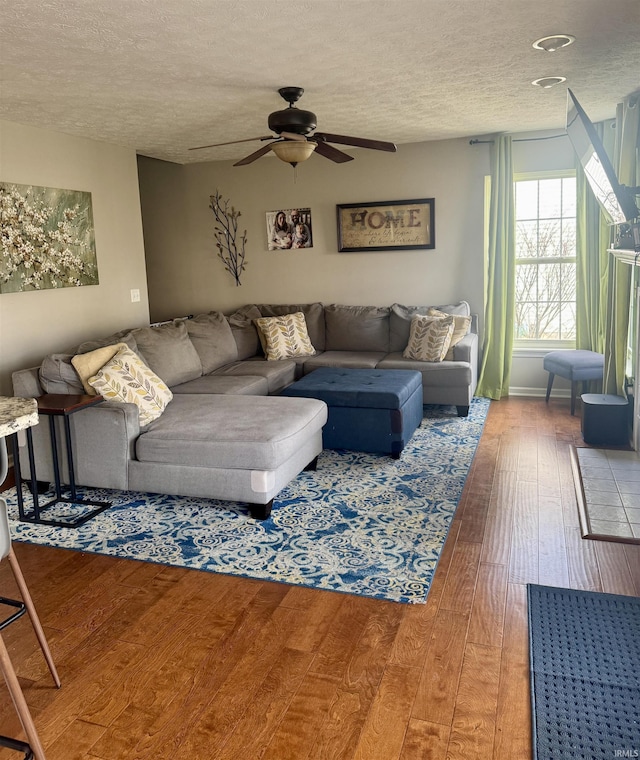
top-left (5, 398), bottom-right (490, 604)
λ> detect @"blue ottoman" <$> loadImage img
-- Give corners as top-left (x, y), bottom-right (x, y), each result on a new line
top-left (281, 367), bottom-right (423, 458)
top-left (543, 350), bottom-right (604, 416)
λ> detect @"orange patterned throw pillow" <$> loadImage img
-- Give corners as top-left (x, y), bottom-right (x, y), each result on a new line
top-left (403, 315), bottom-right (455, 362)
top-left (254, 312), bottom-right (316, 360)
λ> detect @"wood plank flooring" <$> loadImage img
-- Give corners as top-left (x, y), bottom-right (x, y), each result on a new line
top-left (1, 397), bottom-right (638, 759)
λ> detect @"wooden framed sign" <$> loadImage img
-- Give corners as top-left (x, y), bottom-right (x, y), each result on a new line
top-left (336, 198), bottom-right (435, 252)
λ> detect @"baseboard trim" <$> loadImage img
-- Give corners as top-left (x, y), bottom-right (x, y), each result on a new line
top-left (508, 386), bottom-right (570, 399)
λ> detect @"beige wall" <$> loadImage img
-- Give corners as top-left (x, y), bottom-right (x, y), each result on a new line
top-left (138, 132), bottom-right (578, 396)
top-left (1, 121), bottom-right (577, 400)
top-left (138, 138), bottom-right (491, 323)
top-left (0, 120), bottom-right (150, 395)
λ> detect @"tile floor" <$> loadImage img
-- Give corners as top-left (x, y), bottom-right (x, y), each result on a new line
top-left (575, 446), bottom-right (640, 541)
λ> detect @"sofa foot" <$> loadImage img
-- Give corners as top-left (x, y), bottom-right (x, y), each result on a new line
top-left (248, 499), bottom-right (273, 520)
top-left (304, 456), bottom-right (319, 472)
top-left (456, 405), bottom-right (470, 417)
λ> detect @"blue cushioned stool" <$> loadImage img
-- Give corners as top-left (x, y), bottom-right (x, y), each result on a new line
top-left (543, 350), bottom-right (604, 416)
top-left (281, 367), bottom-right (423, 458)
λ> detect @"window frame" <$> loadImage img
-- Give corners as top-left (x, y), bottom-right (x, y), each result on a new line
top-left (512, 169), bottom-right (577, 352)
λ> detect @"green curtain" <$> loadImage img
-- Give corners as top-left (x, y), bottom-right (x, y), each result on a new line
top-left (575, 121), bottom-right (610, 354)
top-left (476, 135), bottom-right (515, 399)
top-left (603, 96), bottom-right (640, 394)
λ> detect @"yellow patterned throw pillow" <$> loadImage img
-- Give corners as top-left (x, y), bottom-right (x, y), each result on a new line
top-left (88, 345), bottom-right (173, 426)
top-left (254, 312), bottom-right (316, 360)
top-left (403, 315), bottom-right (455, 362)
top-left (427, 308), bottom-right (472, 360)
top-left (71, 342), bottom-right (128, 395)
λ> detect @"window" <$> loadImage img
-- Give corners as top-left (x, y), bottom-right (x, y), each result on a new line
top-left (514, 174), bottom-right (576, 345)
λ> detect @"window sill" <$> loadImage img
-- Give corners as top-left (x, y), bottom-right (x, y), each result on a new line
top-left (513, 343), bottom-right (576, 359)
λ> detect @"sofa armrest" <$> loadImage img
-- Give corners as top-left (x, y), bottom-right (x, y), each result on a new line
top-left (12, 367), bottom-right (44, 398)
top-left (452, 332), bottom-right (478, 397)
top-left (452, 332), bottom-right (477, 363)
top-left (71, 402), bottom-right (140, 489)
top-left (16, 401), bottom-right (140, 491)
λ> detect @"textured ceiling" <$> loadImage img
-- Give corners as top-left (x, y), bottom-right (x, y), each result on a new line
top-left (1, 0), bottom-right (639, 164)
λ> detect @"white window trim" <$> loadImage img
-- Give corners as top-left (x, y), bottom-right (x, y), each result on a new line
top-left (514, 169), bottom-right (576, 182)
top-left (512, 169), bottom-right (577, 349)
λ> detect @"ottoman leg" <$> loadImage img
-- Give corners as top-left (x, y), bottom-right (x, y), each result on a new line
top-left (248, 500), bottom-right (273, 520)
top-left (545, 373), bottom-right (554, 403)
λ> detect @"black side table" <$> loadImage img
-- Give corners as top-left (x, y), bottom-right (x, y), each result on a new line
top-left (12, 394), bottom-right (111, 528)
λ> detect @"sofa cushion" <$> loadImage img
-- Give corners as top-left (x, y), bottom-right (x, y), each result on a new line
top-left (403, 315), bottom-right (455, 362)
top-left (254, 312), bottom-right (316, 360)
top-left (211, 358), bottom-right (297, 394)
top-left (302, 351), bottom-right (387, 373)
top-left (88, 345), bottom-right (173, 427)
top-left (389, 301), bottom-right (471, 353)
top-left (227, 304), bottom-right (262, 359)
top-left (170, 375), bottom-right (269, 396)
top-left (132, 321), bottom-right (202, 387)
top-left (76, 329), bottom-right (139, 356)
top-left (39, 353), bottom-right (85, 395)
top-left (257, 303), bottom-right (325, 350)
top-left (378, 353), bottom-right (474, 387)
top-left (136, 394), bottom-right (327, 471)
top-left (324, 304), bottom-right (390, 352)
top-left (185, 311), bottom-right (238, 374)
top-left (71, 342), bottom-right (129, 395)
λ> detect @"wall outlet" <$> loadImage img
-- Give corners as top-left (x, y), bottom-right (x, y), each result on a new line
top-left (130, 288), bottom-right (140, 303)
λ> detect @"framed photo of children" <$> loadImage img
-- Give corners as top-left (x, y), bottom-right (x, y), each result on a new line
top-left (336, 198), bottom-right (435, 252)
top-left (266, 208), bottom-right (313, 250)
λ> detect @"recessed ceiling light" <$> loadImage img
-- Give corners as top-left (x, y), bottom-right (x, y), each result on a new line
top-left (532, 34), bottom-right (575, 52)
top-left (532, 76), bottom-right (567, 89)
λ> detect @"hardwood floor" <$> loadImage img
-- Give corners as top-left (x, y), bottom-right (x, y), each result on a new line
top-left (1, 397), bottom-right (638, 759)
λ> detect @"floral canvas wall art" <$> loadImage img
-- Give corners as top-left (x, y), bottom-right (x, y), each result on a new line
top-left (0, 182), bottom-right (99, 293)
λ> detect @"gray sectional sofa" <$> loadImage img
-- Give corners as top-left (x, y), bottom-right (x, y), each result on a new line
top-left (12, 301), bottom-right (478, 516)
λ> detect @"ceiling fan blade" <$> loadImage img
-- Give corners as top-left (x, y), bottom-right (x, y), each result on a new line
top-left (233, 143), bottom-right (274, 166)
top-left (278, 131), bottom-right (308, 142)
top-left (189, 135), bottom-right (273, 151)
top-left (313, 140), bottom-right (354, 163)
top-left (314, 132), bottom-right (397, 152)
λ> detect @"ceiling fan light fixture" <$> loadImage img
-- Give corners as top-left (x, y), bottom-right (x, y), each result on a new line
top-left (532, 76), bottom-right (567, 89)
top-left (532, 34), bottom-right (575, 52)
top-left (271, 139), bottom-right (316, 166)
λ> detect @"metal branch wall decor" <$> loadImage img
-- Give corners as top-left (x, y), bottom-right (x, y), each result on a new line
top-left (209, 190), bottom-right (247, 286)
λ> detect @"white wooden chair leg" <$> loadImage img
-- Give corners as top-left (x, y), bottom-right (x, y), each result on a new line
top-left (0, 632), bottom-right (48, 760)
top-left (7, 549), bottom-right (61, 688)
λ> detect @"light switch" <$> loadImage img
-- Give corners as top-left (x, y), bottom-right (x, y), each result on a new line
top-left (130, 288), bottom-right (140, 303)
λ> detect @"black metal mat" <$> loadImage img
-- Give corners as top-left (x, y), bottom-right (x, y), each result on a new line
top-left (528, 584), bottom-right (640, 759)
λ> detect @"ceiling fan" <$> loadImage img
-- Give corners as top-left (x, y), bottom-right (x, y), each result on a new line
top-left (189, 86), bottom-right (397, 167)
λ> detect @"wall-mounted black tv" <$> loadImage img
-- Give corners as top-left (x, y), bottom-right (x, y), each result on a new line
top-left (566, 88), bottom-right (639, 225)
